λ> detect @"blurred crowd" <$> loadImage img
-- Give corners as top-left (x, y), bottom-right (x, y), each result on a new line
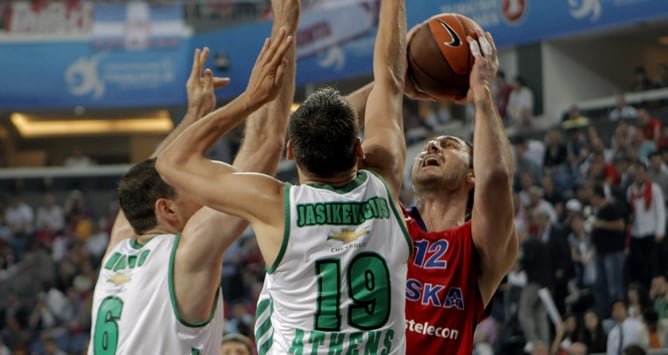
top-left (1, 81), bottom-right (668, 354)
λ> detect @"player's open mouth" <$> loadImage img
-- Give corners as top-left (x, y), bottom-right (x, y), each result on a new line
top-left (422, 157), bottom-right (441, 167)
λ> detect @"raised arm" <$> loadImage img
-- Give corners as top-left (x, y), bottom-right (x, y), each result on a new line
top-left (359, 0), bottom-right (407, 200)
top-left (156, 27), bottom-right (293, 225)
top-left (466, 32), bottom-right (519, 306)
top-left (105, 47), bottom-right (229, 259)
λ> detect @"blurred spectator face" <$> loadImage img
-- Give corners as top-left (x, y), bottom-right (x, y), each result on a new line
top-left (611, 301), bottom-right (628, 322)
top-left (651, 275), bottom-right (667, 298)
top-left (570, 214), bottom-right (584, 234)
top-left (637, 108), bottom-right (650, 126)
top-left (650, 153), bottom-right (663, 171)
top-left (531, 342), bottom-right (550, 355)
top-left (568, 342), bottom-right (588, 355)
top-left (615, 94), bottom-right (626, 109)
top-left (633, 164), bottom-right (648, 185)
top-left (569, 105), bottom-right (581, 119)
top-left (220, 341), bottom-right (252, 355)
top-left (564, 314), bottom-right (577, 332)
top-left (231, 303), bottom-right (247, 319)
top-left (584, 310), bottom-right (599, 330)
top-left (528, 187), bottom-right (543, 206)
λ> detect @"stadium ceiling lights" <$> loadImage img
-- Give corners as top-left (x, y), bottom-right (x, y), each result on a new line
top-left (10, 111), bottom-right (173, 137)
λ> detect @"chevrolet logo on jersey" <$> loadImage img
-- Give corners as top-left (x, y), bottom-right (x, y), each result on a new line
top-left (107, 273), bottom-right (131, 286)
top-left (328, 228), bottom-right (369, 244)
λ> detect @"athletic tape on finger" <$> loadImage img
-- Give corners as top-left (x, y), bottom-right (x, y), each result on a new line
top-left (469, 39), bottom-right (481, 57)
top-left (479, 37), bottom-right (493, 56)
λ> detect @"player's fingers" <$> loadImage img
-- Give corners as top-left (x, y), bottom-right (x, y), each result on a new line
top-left (270, 35), bottom-right (293, 69)
top-left (203, 68), bottom-right (213, 88)
top-left (467, 36), bottom-right (481, 58)
top-left (265, 27), bottom-right (288, 65)
top-left (189, 48), bottom-right (201, 82)
top-left (200, 47), bottom-right (210, 70)
top-left (478, 35), bottom-right (493, 57)
top-left (485, 31), bottom-right (497, 53)
top-left (255, 37), bottom-right (271, 66)
top-left (212, 77), bottom-right (231, 90)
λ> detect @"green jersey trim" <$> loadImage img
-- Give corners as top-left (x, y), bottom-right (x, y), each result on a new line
top-left (367, 170), bottom-right (413, 261)
top-left (267, 182), bottom-right (292, 274)
top-left (168, 233), bottom-right (220, 327)
top-left (305, 170), bottom-right (368, 193)
top-left (129, 237), bottom-right (153, 250)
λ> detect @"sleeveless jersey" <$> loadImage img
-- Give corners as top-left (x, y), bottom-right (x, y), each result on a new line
top-left (254, 170), bottom-right (412, 355)
top-left (403, 207), bottom-right (485, 354)
top-left (88, 234), bottom-right (224, 355)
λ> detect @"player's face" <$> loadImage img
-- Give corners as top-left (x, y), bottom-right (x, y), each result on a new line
top-left (411, 135), bottom-right (471, 191)
top-left (220, 342), bottom-right (252, 355)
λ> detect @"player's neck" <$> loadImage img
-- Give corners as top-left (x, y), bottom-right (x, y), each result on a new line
top-left (416, 189), bottom-right (468, 232)
top-left (299, 168), bottom-right (358, 188)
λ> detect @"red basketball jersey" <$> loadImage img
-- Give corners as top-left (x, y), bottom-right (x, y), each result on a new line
top-left (403, 207), bottom-right (485, 354)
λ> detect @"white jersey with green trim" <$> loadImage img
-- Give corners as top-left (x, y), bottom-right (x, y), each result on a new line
top-left (255, 170), bottom-right (411, 355)
top-left (88, 234), bottom-right (224, 355)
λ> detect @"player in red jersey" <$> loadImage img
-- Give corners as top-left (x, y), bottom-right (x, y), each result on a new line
top-left (344, 28), bottom-right (518, 353)
top-left (401, 30), bottom-right (518, 353)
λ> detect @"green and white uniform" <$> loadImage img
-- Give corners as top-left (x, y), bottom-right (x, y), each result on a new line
top-left (88, 234), bottom-right (224, 355)
top-left (255, 170), bottom-right (412, 355)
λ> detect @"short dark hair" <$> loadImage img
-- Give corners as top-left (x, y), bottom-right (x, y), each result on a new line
top-left (623, 344), bottom-right (647, 355)
top-left (288, 87), bottom-right (358, 177)
top-left (592, 184), bottom-right (606, 199)
top-left (222, 333), bottom-right (253, 354)
top-left (118, 158), bottom-right (176, 234)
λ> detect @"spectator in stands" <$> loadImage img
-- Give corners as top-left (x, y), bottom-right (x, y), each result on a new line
top-left (650, 275), bottom-right (668, 320)
top-left (35, 193), bottom-right (64, 234)
top-left (220, 333), bottom-right (253, 355)
top-left (643, 309), bottom-right (665, 349)
top-left (550, 313), bottom-right (581, 355)
top-left (654, 62), bottom-right (668, 88)
top-left (627, 161), bottom-right (665, 289)
top-left (614, 154), bottom-right (635, 193)
top-left (630, 129), bottom-right (657, 162)
top-left (63, 146), bottom-right (94, 168)
top-left (637, 107), bottom-right (662, 146)
top-left (590, 184), bottom-right (627, 318)
top-left (607, 299), bottom-right (650, 355)
top-left (630, 66), bottom-right (655, 92)
top-left (5, 194), bottom-right (34, 259)
top-left (528, 186), bottom-right (559, 223)
top-left (224, 301), bottom-right (253, 337)
top-left (627, 282), bottom-right (652, 320)
top-left (42, 337), bottom-right (66, 355)
top-left (544, 128), bottom-right (569, 170)
top-left (568, 213), bottom-right (596, 293)
top-left (567, 342), bottom-right (587, 355)
top-left (658, 128), bottom-right (668, 151)
top-left (518, 209), bottom-right (552, 351)
top-left (623, 344), bottom-right (648, 355)
top-left (541, 176), bottom-right (565, 217)
top-left (648, 151), bottom-right (668, 206)
top-left (493, 70), bottom-right (513, 122)
top-left (609, 94), bottom-right (638, 121)
top-left (562, 104), bottom-right (590, 129)
top-left (507, 75), bottom-right (535, 132)
top-left (582, 309), bottom-right (607, 353)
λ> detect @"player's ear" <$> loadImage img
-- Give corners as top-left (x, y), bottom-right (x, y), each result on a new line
top-left (466, 171), bottom-right (475, 188)
top-left (155, 198), bottom-right (178, 226)
top-left (286, 140), bottom-right (295, 161)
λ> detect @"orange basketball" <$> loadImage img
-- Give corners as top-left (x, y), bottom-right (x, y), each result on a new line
top-left (407, 13), bottom-right (483, 100)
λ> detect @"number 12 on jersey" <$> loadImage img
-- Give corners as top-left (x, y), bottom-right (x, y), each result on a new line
top-left (314, 252), bottom-right (391, 331)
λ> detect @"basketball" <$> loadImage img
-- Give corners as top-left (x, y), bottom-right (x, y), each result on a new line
top-left (407, 13), bottom-right (483, 99)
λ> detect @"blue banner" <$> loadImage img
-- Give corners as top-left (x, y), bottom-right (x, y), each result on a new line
top-left (408, 0), bottom-right (668, 48)
top-left (1, 0), bottom-right (667, 109)
top-left (0, 42), bottom-right (189, 109)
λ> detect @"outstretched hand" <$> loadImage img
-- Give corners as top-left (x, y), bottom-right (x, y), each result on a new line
top-left (245, 27), bottom-right (293, 106)
top-left (187, 47), bottom-right (231, 116)
top-left (456, 30), bottom-right (499, 104)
